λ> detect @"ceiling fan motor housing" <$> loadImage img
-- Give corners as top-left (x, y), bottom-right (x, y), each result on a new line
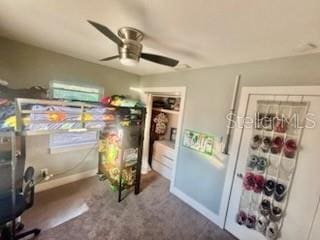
top-left (118, 27), bottom-right (144, 63)
top-left (119, 39), bottom-right (143, 62)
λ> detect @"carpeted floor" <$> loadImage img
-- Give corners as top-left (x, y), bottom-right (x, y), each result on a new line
top-left (27, 172), bottom-right (236, 240)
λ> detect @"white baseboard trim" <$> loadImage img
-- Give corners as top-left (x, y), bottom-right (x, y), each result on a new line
top-left (170, 186), bottom-right (224, 228)
top-left (141, 163), bottom-right (151, 175)
top-left (35, 169), bottom-right (97, 193)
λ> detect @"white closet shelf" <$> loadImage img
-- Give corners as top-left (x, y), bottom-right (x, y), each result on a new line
top-left (152, 108), bottom-right (179, 115)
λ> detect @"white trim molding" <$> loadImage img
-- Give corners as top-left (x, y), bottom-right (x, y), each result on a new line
top-left (35, 169), bottom-right (97, 193)
top-left (139, 86), bottom-right (187, 178)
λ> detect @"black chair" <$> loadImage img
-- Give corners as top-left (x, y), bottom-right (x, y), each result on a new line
top-left (0, 167), bottom-right (41, 240)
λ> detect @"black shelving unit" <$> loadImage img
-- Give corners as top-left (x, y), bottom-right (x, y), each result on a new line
top-left (98, 106), bottom-right (146, 202)
top-left (0, 132), bottom-right (17, 239)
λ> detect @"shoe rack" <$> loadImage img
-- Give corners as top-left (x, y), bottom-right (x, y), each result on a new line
top-left (236, 100), bottom-right (309, 240)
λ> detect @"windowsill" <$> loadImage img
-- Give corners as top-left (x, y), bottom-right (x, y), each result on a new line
top-left (49, 143), bottom-right (97, 154)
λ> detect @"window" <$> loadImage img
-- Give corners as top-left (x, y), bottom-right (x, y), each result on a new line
top-left (49, 81), bottom-right (103, 152)
top-left (50, 81), bottom-right (104, 102)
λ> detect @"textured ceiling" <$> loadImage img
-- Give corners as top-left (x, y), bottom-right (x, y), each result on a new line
top-left (0, 0), bottom-right (319, 76)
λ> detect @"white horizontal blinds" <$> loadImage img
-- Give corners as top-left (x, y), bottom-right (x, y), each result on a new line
top-left (50, 81), bottom-right (104, 103)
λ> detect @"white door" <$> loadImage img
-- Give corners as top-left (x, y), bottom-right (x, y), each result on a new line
top-left (309, 198), bottom-right (320, 240)
top-left (225, 88), bottom-right (320, 240)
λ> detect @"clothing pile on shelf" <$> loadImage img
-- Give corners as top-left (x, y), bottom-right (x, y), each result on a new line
top-left (28, 105), bottom-right (83, 131)
top-left (108, 95), bottom-right (143, 108)
top-left (1, 94), bottom-right (145, 133)
top-left (83, 107), bottom-right (113, 129)
top-left (0, 85), bottom-right (47, 131)
top-left (0, 99), bottom-right (16, 131)
top-left (26, 105), bottom-right (143, 131)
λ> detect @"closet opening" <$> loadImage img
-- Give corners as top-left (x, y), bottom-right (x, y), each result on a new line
top-left (139, 87), bottom-right (186, 183)
top-left (148, 95), bottom-right (181, 179)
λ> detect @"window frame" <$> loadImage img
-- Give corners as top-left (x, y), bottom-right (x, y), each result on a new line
top-left (48, 81), bottom-right (103, 153)
top-left (49, 80), bottom-right (104, 103)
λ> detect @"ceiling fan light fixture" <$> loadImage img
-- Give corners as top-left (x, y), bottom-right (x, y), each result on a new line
top-left (120, 57), bottom-right (138, 66)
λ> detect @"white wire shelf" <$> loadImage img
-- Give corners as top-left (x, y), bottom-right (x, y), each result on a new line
top-left (152, 108), bottom-right (179, 115)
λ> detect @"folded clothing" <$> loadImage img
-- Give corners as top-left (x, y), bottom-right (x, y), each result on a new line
top-left (30, 113), bottom-right (81, 122)
top-left (30, 105), bottom-right (82, 124)
top-left (31, 105), bottom-right (82, 114)
top-left (0, 101), bottom-right (16, 130)
top-left (0, 102), bottom-right (15, 122)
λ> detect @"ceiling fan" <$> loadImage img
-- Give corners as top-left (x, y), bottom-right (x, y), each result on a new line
top-left (88, 20), bottom-right (179, 67)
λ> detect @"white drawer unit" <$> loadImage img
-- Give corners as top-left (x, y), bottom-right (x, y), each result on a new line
top-left (152, 140), bottom-right (175, 180)
top-left (153, 153), bottom-right (173, 168)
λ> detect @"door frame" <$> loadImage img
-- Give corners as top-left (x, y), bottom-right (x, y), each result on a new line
top-left (223, 85), bottom-right (320, 229)
top-left (138, 86), bottom-right (187, 186)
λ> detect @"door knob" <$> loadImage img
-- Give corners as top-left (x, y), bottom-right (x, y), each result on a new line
top-left (237, 173), bottom-right (243, 179)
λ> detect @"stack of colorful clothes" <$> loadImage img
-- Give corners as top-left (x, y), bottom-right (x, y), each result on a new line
top-left (27, 105), bottom-right (83, 131)
top-left (0, 98), bottom-right (16, 131)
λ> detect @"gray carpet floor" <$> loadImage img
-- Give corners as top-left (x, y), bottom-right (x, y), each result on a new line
top-left (35, 172), bottom-right (236, 240)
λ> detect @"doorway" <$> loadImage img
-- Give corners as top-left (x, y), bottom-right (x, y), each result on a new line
top-left (139, 87), bottom-right (186, 183)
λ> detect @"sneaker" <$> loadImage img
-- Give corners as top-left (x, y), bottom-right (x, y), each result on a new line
top-left (266, 222), bottom-right (279, 240)
top-left (253, 175), bottom-right (265, 193)
top-left (251, 135), bottom-right (262, 150)
top-left (284, 139), bottom-right (297, 158)
top-left (271, 136), bottom-right (284, 154)
top-left (243, 172), bottom-right (255, 191)
top-left (264, 179), bottom-right (276, 196)
top-left (256, 215), bottom-right (269, 233)
top-left (274, 183), bottom-right (286, 202)
top-left (257, 157), bottom-right (268, 172)
top-left (259, 199), bottom-right (271, 216)
top-left (261, 136), bottom-right (271, 152)
top-left (248, 155), bottom-right (258, 169)
top-left (270, 206), bottom-right (282, 222)
top-left (236, 211), bottom-right (247, 225)
top-left (246, 215), bottom-right (256, 229)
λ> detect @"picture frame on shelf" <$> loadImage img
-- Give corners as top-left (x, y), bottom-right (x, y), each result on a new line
top-left (170, 128), bottom-right (177, 142)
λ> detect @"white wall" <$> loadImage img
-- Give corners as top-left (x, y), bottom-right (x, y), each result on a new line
top-left (140, 53), bottom-right (320, 215)
top-left (0, 37), bottom-right (140, 184)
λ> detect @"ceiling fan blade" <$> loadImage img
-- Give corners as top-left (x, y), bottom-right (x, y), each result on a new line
top-left (141, 53), bottom-right (179, 67)
top-left (100, 55), bottom-right (119, 61)
top-left (88, 20), bottom-right (123, 47)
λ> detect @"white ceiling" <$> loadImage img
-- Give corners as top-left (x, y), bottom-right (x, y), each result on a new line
top-left (0, 0), bottom-right (320, 76)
